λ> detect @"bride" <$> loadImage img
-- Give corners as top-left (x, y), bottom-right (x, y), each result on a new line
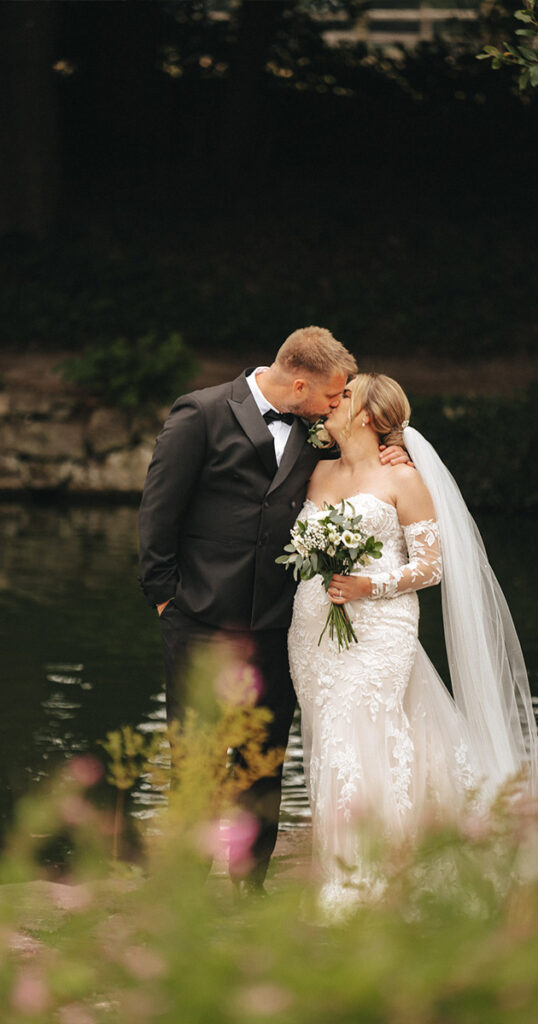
top-left (287, 372), bottom-right (537, 911)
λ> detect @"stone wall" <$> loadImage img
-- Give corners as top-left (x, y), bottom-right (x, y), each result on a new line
top-left (0, 351), bottom-right (246, 496)
top-left (0, 386), bottom-right (163, 495)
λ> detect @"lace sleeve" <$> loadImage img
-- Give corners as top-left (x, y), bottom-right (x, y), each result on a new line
top-left (368, 520), bottom-right (442, 599)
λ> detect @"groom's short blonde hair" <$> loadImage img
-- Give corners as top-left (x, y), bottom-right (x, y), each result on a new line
top-left (276, 326), bottom-right (357, 379)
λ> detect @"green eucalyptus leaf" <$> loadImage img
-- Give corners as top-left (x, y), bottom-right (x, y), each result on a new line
top-left (518, 45), bottom-right (537, 59)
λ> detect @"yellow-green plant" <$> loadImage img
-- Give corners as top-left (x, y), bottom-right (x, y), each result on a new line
top-left (100, 641), bottom-right (286, 866)
top-left (1, 763), bottom-right (537, 1024)
top-left (1, 643), bottom-right (537, 1022)
top-left (99, 725), bottom-right (164, 861)
top-left (478, 0), bottom-right (538, 89)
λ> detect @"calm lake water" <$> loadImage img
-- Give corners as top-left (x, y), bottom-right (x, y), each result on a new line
top-left (0, 500), bottom-right (536, 838)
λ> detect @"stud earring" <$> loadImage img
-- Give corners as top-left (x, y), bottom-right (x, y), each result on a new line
top-left (361, 421), bottom-right (366, 427)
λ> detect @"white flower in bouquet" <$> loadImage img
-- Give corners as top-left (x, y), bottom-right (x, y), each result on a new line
top-left (276, 500), bottom-right (383, 651)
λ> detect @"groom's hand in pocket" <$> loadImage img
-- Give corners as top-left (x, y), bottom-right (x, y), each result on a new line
top-left (379, 444), bottom-right (414, 467)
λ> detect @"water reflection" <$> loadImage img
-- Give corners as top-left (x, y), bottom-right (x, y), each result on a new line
top-left (0, 501), bottom-right (536, 839)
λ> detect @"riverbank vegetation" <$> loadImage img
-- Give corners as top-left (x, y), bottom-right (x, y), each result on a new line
top-left (1, 647), bottom-right (537, 1023)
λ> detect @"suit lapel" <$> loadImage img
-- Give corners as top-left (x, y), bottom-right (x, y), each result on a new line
top-left (227, 372), bottom-right (278, 477)
top-left (267, 417), bottom-right (310, 495)
top-left (228, 370), bottom-right (312, 489)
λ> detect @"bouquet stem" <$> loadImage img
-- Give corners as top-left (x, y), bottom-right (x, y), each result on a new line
top-left (318, 603), bottom-right (358, 651)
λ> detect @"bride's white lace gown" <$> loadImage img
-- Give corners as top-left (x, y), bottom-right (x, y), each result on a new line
top-left (288, 493), bottom-right (479, 908)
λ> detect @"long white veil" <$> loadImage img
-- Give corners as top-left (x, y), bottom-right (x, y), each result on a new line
top-left (403, 426), bottom-right (538, 798)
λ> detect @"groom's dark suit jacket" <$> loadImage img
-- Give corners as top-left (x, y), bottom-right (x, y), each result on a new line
top-left (138, 370), bottom-right (320, 631)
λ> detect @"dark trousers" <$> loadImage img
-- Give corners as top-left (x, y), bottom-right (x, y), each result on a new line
top-left (160, 604), bottom-right (296, 885)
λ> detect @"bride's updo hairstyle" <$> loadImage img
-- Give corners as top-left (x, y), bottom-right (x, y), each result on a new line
top-left (346, 372), bottom-right (411, 447)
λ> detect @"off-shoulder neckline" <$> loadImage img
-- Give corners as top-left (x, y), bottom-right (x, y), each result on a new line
top-left (304, 492), bottom-right (398, 515)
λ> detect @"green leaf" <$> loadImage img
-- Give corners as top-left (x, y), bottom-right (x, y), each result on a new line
top-left (275, 555), bottom-right (289, 564)
top-left (518, 45), bottom-right (538, 59)
top-left (514, 10), bottom-right (533, 20)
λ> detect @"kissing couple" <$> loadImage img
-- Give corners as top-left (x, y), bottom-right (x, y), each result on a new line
top-left (139, 325), bottom-right (537, 908)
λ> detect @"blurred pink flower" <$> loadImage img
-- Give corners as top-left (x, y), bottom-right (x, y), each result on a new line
top-left (67, 755), bottom-right (104, 788)
top-left (122, 945), bottom-right (167, 981)
top-left (234, 983), bottom-right (294, 1015)
top-left (11, 969), bottom-right (50, 1014)
top-left (194, 811), bottom-right (259, 873)
top-left (60, 794), bottom-right (94, 826)
top-left (214, 663), bottom-right (264, 707)
top-left (225, 810), bottom-right (259, 873)
top-left (193, 819), bottom-right (224, 860)
top-left (53, 883), bottom-right (93, 913)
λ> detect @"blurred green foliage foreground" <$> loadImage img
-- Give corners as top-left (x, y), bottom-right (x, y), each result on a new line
top-left (1, 643), bottom-right (537, 1024)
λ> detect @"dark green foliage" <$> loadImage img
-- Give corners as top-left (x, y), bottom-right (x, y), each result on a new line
top-left (2, 211), bottom-right (537, 361)
top-left (409, 385), bottom-right (537, 510)
top-left (59, 331), bottom-right (198, 409)
top-left (478, 0), bottom-right (538, 90)
top-left (1, 0), bottom-right (537, 361)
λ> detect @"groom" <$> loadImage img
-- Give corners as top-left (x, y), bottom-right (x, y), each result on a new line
top-left (139, 326), bottom-right (399, 892)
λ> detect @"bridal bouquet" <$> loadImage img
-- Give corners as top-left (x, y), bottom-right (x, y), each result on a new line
top-left (276, 500), bottom-right (383, 651)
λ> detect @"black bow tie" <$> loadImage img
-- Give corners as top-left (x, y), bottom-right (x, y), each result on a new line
top-left (263, 409), bottom-right (295, 427)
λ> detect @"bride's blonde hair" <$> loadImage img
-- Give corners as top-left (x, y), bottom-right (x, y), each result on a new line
top-left (345, 373), bottom-right (411, 447)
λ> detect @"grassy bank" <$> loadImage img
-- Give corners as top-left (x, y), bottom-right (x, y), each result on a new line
top-left (0, 689), bottom-right (537, 1024)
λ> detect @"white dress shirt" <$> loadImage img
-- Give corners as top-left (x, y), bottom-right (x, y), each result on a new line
top-left (246, 367), bottom-right (292, 467)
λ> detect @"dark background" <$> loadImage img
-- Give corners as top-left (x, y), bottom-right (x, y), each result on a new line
top-left (1, 0), bottom-right (537, 363)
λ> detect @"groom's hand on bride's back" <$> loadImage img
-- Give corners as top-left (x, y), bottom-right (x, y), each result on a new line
top-left (379, 444), bottom-right (414, 468)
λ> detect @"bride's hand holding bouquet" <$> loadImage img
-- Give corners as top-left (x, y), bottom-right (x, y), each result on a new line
top-left (276, 499), bottom-right (383, 651)
top-left (327, 571), bottom-right (372, 604)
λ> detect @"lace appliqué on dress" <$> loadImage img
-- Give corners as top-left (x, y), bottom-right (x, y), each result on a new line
top-left (369, 519), bottom-right (442, 600)
top-left (288, 494), bottom-right (478, 910)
